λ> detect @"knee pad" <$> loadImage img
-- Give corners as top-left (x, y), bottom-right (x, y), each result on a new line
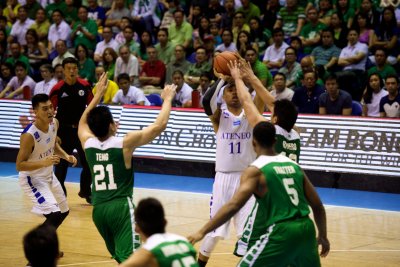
top-left (199, 236), bottom-right (221, 257)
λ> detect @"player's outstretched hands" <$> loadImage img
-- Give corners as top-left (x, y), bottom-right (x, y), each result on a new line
top-left (318, 236), bottom-right (330, 257)
top-left (239, 58), bottom-right (256, 82)
top-left (227, 60), bottom-right (241, 80)
top-left (187, 231), bottom-right (205, 245)
top-left (96, 72), bottom-right (109, 97)
top-left (66, 155), bottom-right (78, 167)
top-left (44, 155), bottom-right (61, 167)
top-left (161, 84), bottom-right (177, 102)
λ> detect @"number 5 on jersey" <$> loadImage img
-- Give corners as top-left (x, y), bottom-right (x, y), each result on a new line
top-left (283, 178), bottom-right (299, 206)
top-left (93, 164), bottom-right (118, 191)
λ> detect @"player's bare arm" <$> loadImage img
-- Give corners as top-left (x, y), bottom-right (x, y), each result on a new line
top-left (123, 84), bottom-right (176, 152)
top-left (16, 133), bottom-right (60, 171)
top-left (303, 171), bottom-right (330, 257)
top-left (188, 166), bottom-right (261, 245)
top-left (78, 72), bottom-right (109, 147)
top-left (228, 61), bottom-right (266, 128)
top-left (202, 77), bottom-right (226, 132)
top-left (119, 248), bottom-right (156, 267)
top-left (54, 119), bottom-right (77, 166)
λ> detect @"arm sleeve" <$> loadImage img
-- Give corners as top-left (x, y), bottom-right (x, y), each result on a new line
top-left (202, 79), bottom-right (225, 116)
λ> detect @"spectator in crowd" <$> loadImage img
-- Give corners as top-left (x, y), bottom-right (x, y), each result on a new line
top-left (337, 0), bottom-right (355, 29)
top-left (169, 9), bottom-right (193, 49)
top-left (3, 0), bottom-right (20, 24)
top-left (187, 4), bottom-right (203, 31)
top-left (262, 0), bottom-right (281, 31)
top-left (114, 45), bottom-right (139, 85)
top-left (289, 36), bottom-right (306, 61)
top-left (112, 73), bottom-right (150, 106)
top-left (329, 12), bottom-right (349, 49)
top-left (87, 0), bottom-right (106, 29)
top-left (139, 46), bottom-right (166, 88)
top-left (236, 30), bottom-right (256, 57)
top-left (0, 61), bottom-right (36, 99)
top-left (198, 72), bottom-right (213, 107)
top-left (279, 46), bottom-right (301, 89)
top-left (274, 0), bottom-right (305, 38)
top-left (310, 28), bottom-right (341, 72)
top-left (71, 6), bottom-right (98, 53)
top-left (114, 17), bottom-right (132, 45)
top-left (25, 29), bottom-right (49, 81)
top-left (165, 44), bottom-right (191, 84)
top-left (245, 47), bottom-right (272, 88)
top-left (208, 0), bottom-right (225, 25)
top-left (52, 40), bottom-right (75, 67)
top-left (137, 30), bottom-right (154, 65)
top-left (232, 11), bottom-right (250, 42)
top-left (317, 0), bottom-right (333, 26)
top-left (185, 47), bottom-right (212, 89)
top-left (0, 63), bottom-right (14, 92)
top-left (75, 44), bottom-right (96, 85)
top-left (172, 70), bottom-right (193, 107)
top-left (209, 23), bottom-right (222, 46)
top-left (338, 28), bottom-right (369, 101)
top-left (358, 0), bottom-right (380, 27)
top-left (45, 0), bottom-right (67, 19)
top-left (352, 13), bottom-right (373, 45)
top-left (270, 72), bottom-right (294, 103)
top-left (104, 0), bottom-right (130, 34)
top-left (120, 25), bottom-right (140, 55)
top-left (300, 7), bottom-right (326, 54)
top-left (8, 6), bottom-right (34, 46)
top-left (362, 73), bottom-right (388, 117)
top-left (370, 7), bottom-right (399, 65)
top-left (23, 225), bottom-right (59, 267)
top-left (263, 28), bottom-right (289, 74)
top-left (92, 66), bottom-right (119, 104)
top-left (47, 10), bottom-right (71, 57)
top-left (367, 48), bottom-right (397, 79)
top-left (93, 26), bottom-right (119, 63)
top-left (380, 74), bottom-right (400, 118)
top-left (155, 28), bottom-right (174, 65)
top-left (249, 16), bottom-right (271, 57)
top-left (54, 64), bottom-right (64, 81)
top-left (64, 0), bottom-right (78, 26)
top-left (0, 29), bottom-right (7, 63)
top-left (294, 56), bottom-right (321, 87)
top-left (29, 7), bottom-right (50, 43)
top-left (215, 29), bottom-right (237, 52)
top-left (102, 47), bottom-right (118, 81)
top-left (292, 70), bottom-right (325, 114)
top-left (131, 0), bottom-right (160, 35)
top-left (160, 0), bottom-right (181, 29)
top-left (237, 0), bottom-right (261, 24)
top-left (319, 73), bottom-right (352, 115)
top-left (34, 64), bottom-right (57, 95)
top-left (49, 57), bottom-right (94, 203)
top-left (5, 42), bottom-right (30, 72)
top-left (221, 0), bottom-right (236, 31)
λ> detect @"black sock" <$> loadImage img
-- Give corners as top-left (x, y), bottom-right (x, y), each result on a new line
top-left (198, 259), bottom-right (207, 267)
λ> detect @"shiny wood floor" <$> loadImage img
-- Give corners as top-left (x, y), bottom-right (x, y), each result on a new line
top-left (0, 177), bottom-right (399, 267)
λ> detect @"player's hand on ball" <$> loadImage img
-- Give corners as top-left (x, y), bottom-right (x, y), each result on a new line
top-left (162, 84), bottom-right (177, 102)
top-left (67, 155), bottom-right (78, 167)
top-left (227, 60), bottom-right (241, 80)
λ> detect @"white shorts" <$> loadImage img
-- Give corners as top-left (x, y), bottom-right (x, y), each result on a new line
top-left (19, 172), bottom-right (69, 215)
top-left (206, 171), bottom-right (255, 239)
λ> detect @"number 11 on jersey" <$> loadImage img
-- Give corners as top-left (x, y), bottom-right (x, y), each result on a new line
top-left (229, 142), bottom-right (241, 154)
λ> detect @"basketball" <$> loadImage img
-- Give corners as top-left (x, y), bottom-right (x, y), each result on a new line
top-left (213, 51), bottom-right (239, 76)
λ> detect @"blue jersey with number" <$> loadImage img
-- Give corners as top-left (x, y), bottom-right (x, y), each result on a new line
top-left (215, 109), bottom-right (256, 172)
top-left (84, 136), bottom-right (133, 206)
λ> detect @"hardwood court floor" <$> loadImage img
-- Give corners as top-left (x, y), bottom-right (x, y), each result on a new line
top-left (0, 177), bottom-right (399, 267)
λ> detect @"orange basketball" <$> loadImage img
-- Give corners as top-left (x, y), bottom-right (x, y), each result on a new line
top-left (213, 51), bottom-right (239, 76)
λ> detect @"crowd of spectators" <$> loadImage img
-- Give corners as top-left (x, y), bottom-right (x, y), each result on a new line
top-left (0, 0), bottom-right (399, 117)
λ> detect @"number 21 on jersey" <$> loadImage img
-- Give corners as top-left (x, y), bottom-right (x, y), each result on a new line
top-left (93, 164), bottom-right (117, 191)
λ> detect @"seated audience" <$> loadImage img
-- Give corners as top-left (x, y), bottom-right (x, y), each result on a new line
top-left (172, 70), bottom-right (193, 107)
top-left (292, 70), bottom-right (325, 114)
top-left (367, 48), bottom-right (397, 80)
top-left (8, 6), bottom-right (34, 46)
top-left (47, 10), bottom-right (71, 56)
top-left (112, 73), bottom-right (150, 106)
top-left (33, 64), bottom-right (57, 95)
top-left (362, 73), bottom-right (388, 117)
top-left (319, 74), bottom-right (352, 115)
top-left (93, 26), bottom-right (119, 63)
top-left (215, 29), bottom-right (237, 52)
top-left (114, 45), bottom-right (139, 85)
top-left (154, 28), bottom-right (174, 65)
top-left (262, 28), bottom-right (289, 74)
top-left (245, 47), bottom-right (272, 88)
top-left (102, 47), bottom-right (118, 81)
top-left (6, 42), bottom-right (30, 70)
top-left (52, 39), bottom-right (75, 67)
top-left (165, 45), bottom-right (191, 84)
top-left (310, 29), bottom-right (341, 72)
top-left (139, 47), bottom-right (166, 88)
top-left (279, 46), bottom-right (301, 89)
top-left (270, 72), bottom-right (294, 101)
top-left (185, 47), bottom-right (211, 89)
top-left (92, 66), bottom-right (119, 105)
top-left (380, 74), bottom-right (400, 118)
top-left (0, 61), bottom-right (36, 99)
top-left (71, 6), bottom-right (98, 53)
top-left (300, 7), bottom-right (326, 54)
top-left (75, 44), bottom-right (96, 84)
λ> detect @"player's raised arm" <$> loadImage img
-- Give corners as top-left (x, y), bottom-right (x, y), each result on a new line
top-left (78, 72), bottom-right (109, 146)
top-left (202, 76), bottom-right (225, 132)
top-left (228, 61), bottom-right (266, 128)
top-left (122, 84), bottom-right (176, 151)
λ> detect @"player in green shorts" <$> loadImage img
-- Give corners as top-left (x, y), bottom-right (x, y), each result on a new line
top-left (120, 198), bottom-right (199, 267)
top-left (78, 73), bottom-right (177, 263)
top-left (188, 63), bottom-right (329, 266)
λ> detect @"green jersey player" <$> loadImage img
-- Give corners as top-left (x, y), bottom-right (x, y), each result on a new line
top-left (78, 73), bottom-right (176, 263)
top-left (120, 198), bottom-right (199, 267)
top-left (188, 121), bottom-right (329, 267)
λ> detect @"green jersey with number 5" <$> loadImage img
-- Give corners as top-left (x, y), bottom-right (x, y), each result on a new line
top-left (274, 125), bottom-right (300, 163)
top-left (251, 154), bottom-right (310, 228)
top-left (84, 136), bottom-right (133, 205)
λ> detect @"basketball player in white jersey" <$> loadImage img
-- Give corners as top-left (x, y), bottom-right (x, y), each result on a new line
top-left (17, 94), bottom-right (77, 234)
top-left (198, 69), bottom-right (273, 266)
